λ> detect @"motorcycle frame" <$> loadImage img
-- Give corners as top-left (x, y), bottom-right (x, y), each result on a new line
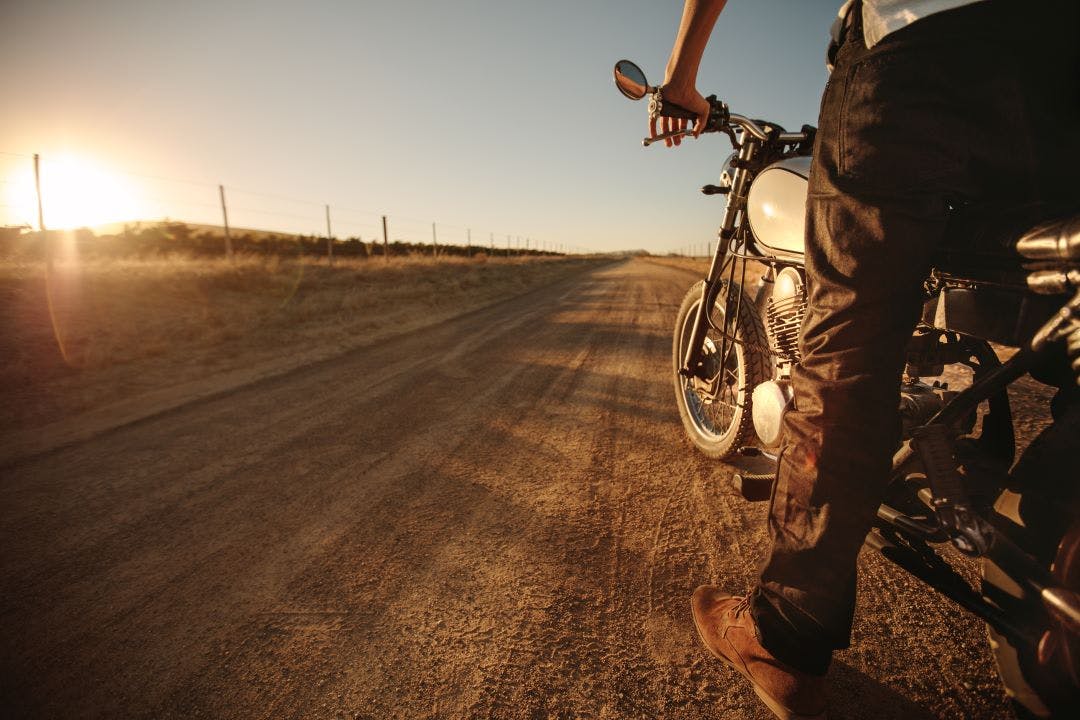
top-left (680, 123), bottom-right (803, 382)
top-left (679, 133), bottom-right (764, 380)
top-left (876, 342), bottom-right (1056, 648)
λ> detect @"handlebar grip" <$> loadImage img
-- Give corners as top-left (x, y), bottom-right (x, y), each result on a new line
top-left (648, 92), bottom-right (698, 122)
top-left (658, 101), bottom-right (698, 121)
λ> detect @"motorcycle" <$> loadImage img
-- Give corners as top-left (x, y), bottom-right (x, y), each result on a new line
top-left (613, 59), bottom-right (1080, 717)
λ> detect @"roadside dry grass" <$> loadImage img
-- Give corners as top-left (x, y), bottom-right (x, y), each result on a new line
top-left (1, 253), bottom-right (606, 435)
top-left (641, 256), bottom-right (711, 274)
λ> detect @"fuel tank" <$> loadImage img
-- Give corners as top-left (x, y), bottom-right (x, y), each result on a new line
top-left (746, 156), bottom-right (810, 256)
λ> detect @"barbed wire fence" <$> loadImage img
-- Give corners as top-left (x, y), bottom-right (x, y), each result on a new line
top-left (0, 151), bottom-right (595, 262)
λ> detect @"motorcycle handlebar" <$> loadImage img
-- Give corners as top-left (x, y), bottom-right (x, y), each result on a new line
top-left (727, 112), bottom-right (808, 144)
top-left (651, 94), bottom-right (808, 146)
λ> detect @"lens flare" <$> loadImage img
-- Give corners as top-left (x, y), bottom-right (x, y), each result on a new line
top-left (38, 155), bottom-right (139, 230)
top-left (2, 154), bottom-right (140, 232)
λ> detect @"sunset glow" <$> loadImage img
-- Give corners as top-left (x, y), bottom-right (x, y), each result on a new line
top-left (3, 155), bottom-right (141, 231)
top-left (2, 1), bottom-right (836, 253)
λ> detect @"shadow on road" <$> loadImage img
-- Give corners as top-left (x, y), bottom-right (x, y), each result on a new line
top-left (828, 661), bottom-right (938, 720)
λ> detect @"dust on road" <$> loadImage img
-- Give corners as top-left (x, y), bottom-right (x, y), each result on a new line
top-left (1, 259), bottom-right (1046, 719)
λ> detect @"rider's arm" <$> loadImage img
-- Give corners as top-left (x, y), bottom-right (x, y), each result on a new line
top-left (654, 0), bottom-right (728, 147)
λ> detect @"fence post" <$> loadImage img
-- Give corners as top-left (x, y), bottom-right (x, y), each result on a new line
top-left (382, 215), bottom-right (389, 262)
top-left (432, 221), bottom-right (438, 258)
top-left (466, 227), bottom-right (471, 256)
top-left (33, 153), bottom-right (51, 270)
top-left (325, 204), bottom-right (333, 265)
top-left (219, 184), bottom-right (233, 261)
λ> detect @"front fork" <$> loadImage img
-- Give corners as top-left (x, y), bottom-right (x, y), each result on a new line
top-left (680, 141), bottom-right (757, 380)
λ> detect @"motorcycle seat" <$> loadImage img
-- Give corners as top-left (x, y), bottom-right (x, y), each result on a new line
top-left (923, 203), bottom-right (1076, 347)
top-left (932, 203), bottom-right (1047, 286)
top-left (934, 203), bottom-right (1080, 280)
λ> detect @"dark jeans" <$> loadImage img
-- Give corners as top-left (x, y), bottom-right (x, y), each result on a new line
top-left (749, 0), bottom-right (1080, 676)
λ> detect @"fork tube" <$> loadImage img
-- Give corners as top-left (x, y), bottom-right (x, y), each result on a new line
top-left (681, 139), bottom-right (758, 375)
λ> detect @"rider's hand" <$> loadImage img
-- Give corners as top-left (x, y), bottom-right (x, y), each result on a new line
top-left (649, 80), bottom-right (710, 147)
top-left (652, 0), bottom-right (727, 147)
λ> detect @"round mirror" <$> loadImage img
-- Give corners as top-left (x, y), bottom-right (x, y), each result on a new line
top-left (613, 60), bottom-right (649, 101)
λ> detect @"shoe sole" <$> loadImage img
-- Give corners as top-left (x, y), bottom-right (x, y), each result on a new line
top-left (690, 595), bottom-right (827, 720)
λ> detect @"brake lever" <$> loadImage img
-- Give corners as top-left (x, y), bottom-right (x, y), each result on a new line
top-left (642, 128), bottom-right (694, 147)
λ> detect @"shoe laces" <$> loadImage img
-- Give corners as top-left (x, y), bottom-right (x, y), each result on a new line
top-left (732, 595), bottom-right (752, 618)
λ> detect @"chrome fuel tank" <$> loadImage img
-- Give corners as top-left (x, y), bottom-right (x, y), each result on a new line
top-left (746, 156), bottom-right (810, 256)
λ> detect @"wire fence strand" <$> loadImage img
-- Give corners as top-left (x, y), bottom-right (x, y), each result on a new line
top-left (1, 151), bottom-right (579, 259)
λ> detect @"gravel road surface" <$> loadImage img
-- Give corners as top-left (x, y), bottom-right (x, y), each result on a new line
top-left (2, 259), bottom-right (1049, 719)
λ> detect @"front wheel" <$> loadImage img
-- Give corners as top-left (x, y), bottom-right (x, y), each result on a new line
top-left (673, 281), bottom-right (770, 459)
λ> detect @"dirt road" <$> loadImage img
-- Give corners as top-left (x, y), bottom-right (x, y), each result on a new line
top-left (1, 259), bottom-right (1045, 719)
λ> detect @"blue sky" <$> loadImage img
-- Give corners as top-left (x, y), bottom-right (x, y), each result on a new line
top-left (1, 0), bottom-right (839, 253)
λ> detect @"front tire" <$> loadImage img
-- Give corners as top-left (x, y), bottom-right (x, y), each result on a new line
top-left (673, 281), bottom-right (770, 459)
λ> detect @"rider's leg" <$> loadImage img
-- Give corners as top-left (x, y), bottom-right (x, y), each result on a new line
top-left (747, 0), bottom-right (1080, 676)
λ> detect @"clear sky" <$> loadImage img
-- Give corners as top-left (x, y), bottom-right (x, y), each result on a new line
top-left (1, 0), bottom-right (839, 253)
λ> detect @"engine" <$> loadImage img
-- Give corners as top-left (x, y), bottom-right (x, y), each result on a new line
top-left (753, 267), bottom-right (960, 447)
top-left (751, 267), bottom-right (808, 447)
top-left (765, 267), bottom-right (807, 363)
top-left (753, 372), bottom-right (962, 448)
top-left (899, 379), bottom-right (962, 439)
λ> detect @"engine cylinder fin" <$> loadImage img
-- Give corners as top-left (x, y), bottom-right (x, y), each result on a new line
top-left (766, 293), bottom-right (807, 362)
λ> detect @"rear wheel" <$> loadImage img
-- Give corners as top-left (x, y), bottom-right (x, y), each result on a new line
top-left (673, 281), bottom-right (770, 459)
top-left (982, 489), bottom-right (1080, 718)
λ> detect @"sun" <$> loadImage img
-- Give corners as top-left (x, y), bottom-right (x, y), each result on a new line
top-left (2, 154), bottom-right (141, 231)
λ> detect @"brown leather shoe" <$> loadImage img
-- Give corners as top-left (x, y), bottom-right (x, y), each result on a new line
top-left (691, 586), bottom-right (827, 720)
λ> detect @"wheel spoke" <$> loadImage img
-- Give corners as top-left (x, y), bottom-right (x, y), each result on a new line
top-left (675, 282), bottom-right (767, 457)
top-left (689, 322), bottom-right (742, 434)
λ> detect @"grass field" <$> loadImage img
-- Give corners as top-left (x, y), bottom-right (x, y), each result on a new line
top-left (1, 253), bottom-right (607, 435)
top-left (642, 256), bottom-right (711, 274)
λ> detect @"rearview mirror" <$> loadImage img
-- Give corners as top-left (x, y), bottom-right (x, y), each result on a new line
top-left (613, 60), bottom-right (650, 101)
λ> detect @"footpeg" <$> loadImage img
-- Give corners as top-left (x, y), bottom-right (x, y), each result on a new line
top-left (730, 447), bottom-right (776, 502)
top-left (911, 423), bottom-right (994, 556)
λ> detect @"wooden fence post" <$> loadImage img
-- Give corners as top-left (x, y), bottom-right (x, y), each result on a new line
top-left (219, 185), bottom-right (233, 261)
top-left (382, 215), bottom-right (389, 262)
top-left (325, 204), bottom-right (333, 265)
top-left (33, 153), bottom-right (51, 270)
